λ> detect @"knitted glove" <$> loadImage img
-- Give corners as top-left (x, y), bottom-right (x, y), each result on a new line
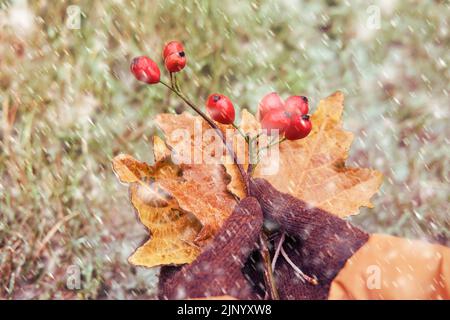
top-left (249, 178), bottom-right (369, 300)
top-left (159, 197), bottom-right (263, 300)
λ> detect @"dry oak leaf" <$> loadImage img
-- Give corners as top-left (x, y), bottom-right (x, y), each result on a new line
top-left (227, 91), bottom-right (383, 217)
top-left (154, 113), bottom-right (239, 241)
top-left (112, 153), bottom-right (202, 267)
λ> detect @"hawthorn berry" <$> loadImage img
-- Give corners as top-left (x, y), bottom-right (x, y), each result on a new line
top-left (206, 94), bottom-right (235, 125)
top-left (284, 114), bottom-right (312, 140)
top-left (261, 109), bottom-right (291, 135)
top-left (130, 56), bottom-right (160, 84)
top-left (165, 51), bottom-right (187, 73)
top-left (285, 96), bottom-right (309, 116)
top-left (163, 41), bottom-right (184, 59)
top-left (258, 92), bottom-right (284, 120)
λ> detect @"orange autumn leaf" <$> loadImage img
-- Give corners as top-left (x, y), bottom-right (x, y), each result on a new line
top-left (227, 91), bottom-right (383, 217)
top-left (112, 153), bottom-right (201, 267)
top-left (154, 113), bottom-right (239, 240)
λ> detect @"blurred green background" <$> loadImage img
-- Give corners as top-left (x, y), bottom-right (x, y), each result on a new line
top-left (0, 0), bottom-right (449, 299)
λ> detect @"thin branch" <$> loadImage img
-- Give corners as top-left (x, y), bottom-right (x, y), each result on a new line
top-left (271, 232), bottom-right (285, 270)
top-left (169, 72), bottom-right (174, 89)
top-left (280, 246), bottom-right (318, 285)
top-left (173, 73), bottom-right (181, 92)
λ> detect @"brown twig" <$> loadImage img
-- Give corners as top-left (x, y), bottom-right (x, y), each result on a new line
top-left (271, 232), bottom-right (285, 270)
top-left (280, 246), bottom-right (318, 285)
top-left (259, 233), bottom-right (279, 300)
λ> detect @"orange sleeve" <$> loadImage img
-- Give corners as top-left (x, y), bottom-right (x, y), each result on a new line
top-left (329, 234), bottom-right (450, 300)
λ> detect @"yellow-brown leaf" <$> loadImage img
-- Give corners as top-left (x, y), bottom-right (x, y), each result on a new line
top-left (112, 154), bottom-right (201, 267)
top-left (227, 92), bottom-right (383, 217)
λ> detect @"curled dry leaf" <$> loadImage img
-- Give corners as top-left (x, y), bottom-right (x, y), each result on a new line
top-left (226, 91), bottom-right (383, 217)
top-left (112, 152), bottom-right (202, 267)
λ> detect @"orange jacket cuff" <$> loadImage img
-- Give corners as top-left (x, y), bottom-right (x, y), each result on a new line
top-left (329, 234), bottom-right (450, 300)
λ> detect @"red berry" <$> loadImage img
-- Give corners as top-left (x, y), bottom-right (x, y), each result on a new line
top-left (285, 96), bottom-right (309, 115)
top-left (206, 94), bottom-right (235, 124)
top-left (285, 114), bottom-right (312, 140)
top-left (130, 56), bottom-right (160, 84)
top-left (164, 51), bottom-right (187, 72)
top-left (163, 41), bottom-right (184, 59)
top-left (261, 109), bottom-right (291, 135)
top-left (258, 92), bottom-right (284, 120)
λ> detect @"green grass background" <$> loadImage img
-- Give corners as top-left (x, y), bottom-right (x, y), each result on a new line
top-left (0, 0), bottom-right (449, 299)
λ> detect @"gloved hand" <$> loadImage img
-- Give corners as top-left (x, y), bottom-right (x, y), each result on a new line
top-left (158, 197), bottom-right (263, 300)
top-left (249, 178), bottom-right (369, 300)
top-left (159, 178), bottom-right (450, 300)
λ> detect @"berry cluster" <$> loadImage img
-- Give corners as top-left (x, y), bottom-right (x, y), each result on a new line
top-left (130, 40), bottom-right (186, 84)
top-left (130, 40), bottom-right (312, 173)
top-left (259, 93), bottom-right (311, 140)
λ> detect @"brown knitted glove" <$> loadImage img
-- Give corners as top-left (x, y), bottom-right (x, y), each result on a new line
top-left (158, 197), bottom-right (264, 300)
top-left (249, 178), bottom-right (369, 300)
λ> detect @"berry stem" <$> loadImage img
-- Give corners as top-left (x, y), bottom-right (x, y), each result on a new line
top-left (232, 123), bottom-right (248, 142)
top-left (271, 232), bottom-right (285, 270)
top-left (159, 80), bottom-right (248, 190)
top-left (172, 72), bottom-right (181, 92)
top-left (247, 136), bottom-right (286, 176)
top-left (169, 72), bottom-right (174, 90)
top-left (259, 136), bottom-right (286, 155)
